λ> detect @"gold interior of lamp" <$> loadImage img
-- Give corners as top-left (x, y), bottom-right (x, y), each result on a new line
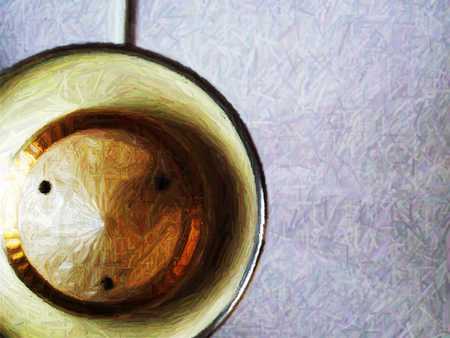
top-left (5, 110), bottom-right (238, 316)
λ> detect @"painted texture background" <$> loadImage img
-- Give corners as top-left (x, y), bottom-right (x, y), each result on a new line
top-left (1, 0), bottom-right (449, 337)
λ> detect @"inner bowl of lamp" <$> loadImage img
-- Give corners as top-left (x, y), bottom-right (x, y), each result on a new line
top-left (11, 110), bottom-right (239, 315)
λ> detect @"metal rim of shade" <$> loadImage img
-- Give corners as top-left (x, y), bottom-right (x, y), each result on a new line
top-left (0, 43), bottom-right (268, 338)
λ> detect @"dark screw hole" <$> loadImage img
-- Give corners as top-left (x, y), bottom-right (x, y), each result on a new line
top-left (154, 174), bottom-right (171, 191)
top-left (100, 276), bottom-right (114, 291)
top-left (38, 180), bottom-right (52, 194)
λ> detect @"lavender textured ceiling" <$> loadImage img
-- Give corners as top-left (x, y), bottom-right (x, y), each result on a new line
top-left (1, 1), bottom-right (449, 337)
top-left (0, 0), bottom-right (115, 68)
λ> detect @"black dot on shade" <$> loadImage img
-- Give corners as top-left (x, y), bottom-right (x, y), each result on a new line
top-left (154, 174), bottom-right (171, 191)
top-left (38, 180), bottom-right (51, 194)
top-left (100, 276), bottom-right (114, 291)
